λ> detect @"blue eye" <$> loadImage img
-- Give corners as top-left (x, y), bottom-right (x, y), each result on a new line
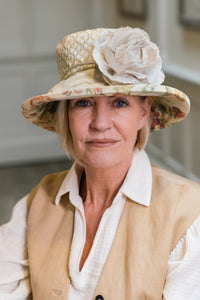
top-left (76, 99), bottom-right (91, 107)
top-left (114, 99), bottom-right (128, 108)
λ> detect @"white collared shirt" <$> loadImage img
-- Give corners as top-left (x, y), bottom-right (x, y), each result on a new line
top-left (0, 149), bottom-right (200, 299)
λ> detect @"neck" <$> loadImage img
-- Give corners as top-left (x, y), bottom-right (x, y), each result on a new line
top-left (80, 154), bottom-right (133, 211)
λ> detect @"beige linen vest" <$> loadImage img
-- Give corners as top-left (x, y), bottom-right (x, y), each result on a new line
top-left (27, 165), bottom-right (200, 300)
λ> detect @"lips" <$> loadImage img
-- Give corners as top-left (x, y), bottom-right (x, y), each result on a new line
top-left (85, 138), bottom-right (120, 147)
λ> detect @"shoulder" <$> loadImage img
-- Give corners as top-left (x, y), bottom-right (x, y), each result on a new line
top-left (151, 164), bottom-right (200, 219)
top-left (151, 165), bottom-right (200, 250)
top-left (151, 164), bottom-right (200, 197)
top-left (27, 170), bottom-right (69, 208)
top-left (38, 170), bottom-right (69, 189)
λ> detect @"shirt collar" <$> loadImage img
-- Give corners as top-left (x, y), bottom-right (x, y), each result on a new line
top-left (55, 149), bottom-right (152, 207)
top-left (120, 148), bottom-right (152, 207)
top-left (55, 163), bottom-right (83, 206)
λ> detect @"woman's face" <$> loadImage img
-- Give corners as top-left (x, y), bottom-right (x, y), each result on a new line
top-left (68, 94), bottom-right (151, 169)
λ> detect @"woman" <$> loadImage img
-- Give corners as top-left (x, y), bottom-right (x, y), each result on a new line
top-left (1, 27), bottom-right (200, 299)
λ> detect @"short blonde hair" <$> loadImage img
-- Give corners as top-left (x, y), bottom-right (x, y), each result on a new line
top-left (55, 97), bottom-right (151, 160)
top-left (55, 100), bottom-right (75, 159)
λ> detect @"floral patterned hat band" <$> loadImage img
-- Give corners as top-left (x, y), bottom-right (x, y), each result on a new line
top-left (21, 27), bottom-right (190, 131)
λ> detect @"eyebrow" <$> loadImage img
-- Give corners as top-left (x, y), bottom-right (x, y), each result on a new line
top-left (74, 97), bottom-right (93, 100)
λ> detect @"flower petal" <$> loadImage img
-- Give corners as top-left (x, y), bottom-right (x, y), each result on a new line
top-left (93, 27), bottom-right (165, 85)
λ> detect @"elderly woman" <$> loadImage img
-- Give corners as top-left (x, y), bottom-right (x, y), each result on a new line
top-left (1, 27), bottom-right (200, 300)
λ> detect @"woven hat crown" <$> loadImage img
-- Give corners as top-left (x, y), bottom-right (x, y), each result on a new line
top-left (56, 28), bottom-right (112, 81)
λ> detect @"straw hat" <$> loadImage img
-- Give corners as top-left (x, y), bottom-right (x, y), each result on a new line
top-left (21, 27), bottom-right (190, 131)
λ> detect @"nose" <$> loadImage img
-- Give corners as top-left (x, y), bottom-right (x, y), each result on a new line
top-left (90, 101), bottom-right (112, 131)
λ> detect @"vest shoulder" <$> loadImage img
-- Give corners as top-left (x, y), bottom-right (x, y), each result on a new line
top-left (152, 165), bottom-right (200, 206)
top-left (39, 170), bottom-right (69, 188)
top-left (152, 165), bottom-right (200, 191)
top-left (151, 165), bottom-right (200, 250)
top-left (27, 170), bottom-right (69, 207)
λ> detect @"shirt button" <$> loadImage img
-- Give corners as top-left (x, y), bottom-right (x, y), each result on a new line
top-left (95, 295), bottom-right (104, 300)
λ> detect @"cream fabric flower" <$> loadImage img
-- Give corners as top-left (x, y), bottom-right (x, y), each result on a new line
top-left (93, 27), bottom-right (165, 85)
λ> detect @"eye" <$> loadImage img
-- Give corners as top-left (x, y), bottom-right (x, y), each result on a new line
top-left (75, 99), bottom-right (91, 107)
top-left (113, 98), bottom-right (128, 108)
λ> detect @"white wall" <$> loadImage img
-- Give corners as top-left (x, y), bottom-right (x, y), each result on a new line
top-left (1, 0), bottom-right (200, 182)
top-left (0, 0), bottom-right (91, 164)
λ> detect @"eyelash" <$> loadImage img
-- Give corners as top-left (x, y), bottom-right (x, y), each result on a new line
top-left (75, 99), bottom-right (91, 107)
top-left (113, 98), bottom-right (128, 108)
top-left (72, 97), bottom-right (129, 108)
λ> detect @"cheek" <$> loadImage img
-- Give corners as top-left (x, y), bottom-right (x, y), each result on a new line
top-left (68, 114), bottom-right (81, 145)
top-left (117, 119), bottom-right (139, 145)
top-left (118, 112), bottom-right (143, 147)
top-left (68, 113), bottom-right (89, 148)
top-left (138, 103), bottom-right (151, 130)
top-left (137, 114), bottom-right (148, 131)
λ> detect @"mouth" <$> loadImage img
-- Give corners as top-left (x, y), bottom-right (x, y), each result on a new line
top-left (85, 139), bottom-right (120, 147)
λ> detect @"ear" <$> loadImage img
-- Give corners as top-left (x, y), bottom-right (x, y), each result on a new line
top-left (138, 97), bottom-right (152, 130)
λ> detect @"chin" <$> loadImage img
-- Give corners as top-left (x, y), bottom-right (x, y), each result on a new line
top-left (80, 152), bottom-right (130, 170)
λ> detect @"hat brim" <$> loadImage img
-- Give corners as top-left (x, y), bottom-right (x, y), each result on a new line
top-left (22, 72), bottom-right (190, 132)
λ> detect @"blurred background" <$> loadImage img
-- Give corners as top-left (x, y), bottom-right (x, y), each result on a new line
top-left (0, 0), bottom-right (200, 225)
